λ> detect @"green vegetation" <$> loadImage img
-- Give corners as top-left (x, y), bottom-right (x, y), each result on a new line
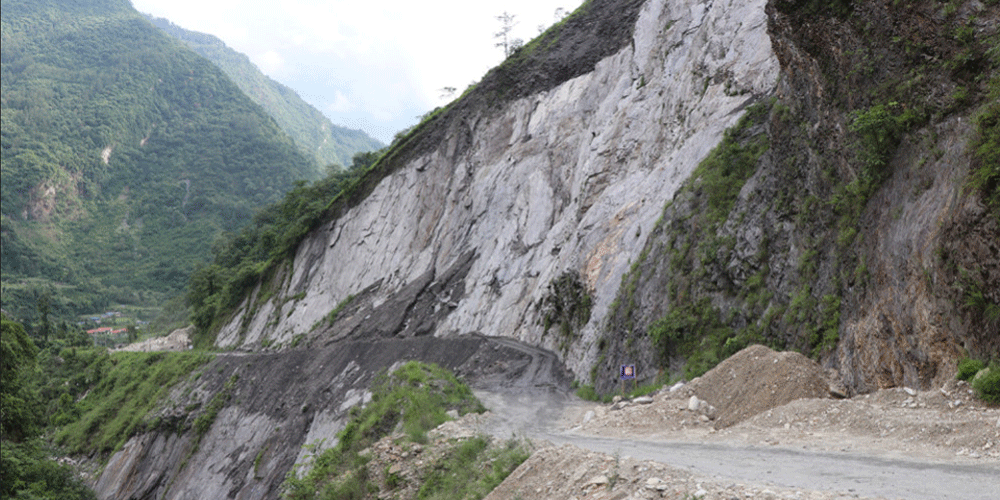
top-left (1, 0), bottom-right (317, 325)
top-left (325, 294), bottom-right (357, 325)
top-left (956, 357), bottom-right (986, 381)
top-left (54, 351), bottom-right (212, 456)
top-left (648, 298), bottom-right (741, 380)
top-left (539, 271), bottom-right (593, 352)
top-left (574, 383), bottom-right (602, 402)
top-left (636, 100), bottom-right (772, 379)
top-left (958, 357), bottom-right (1000, 405)
top-left (573, 373), bottom-right (671, 403)
top-left (693, 100), bottom-right (771, 225)
top-left (962, 277), bottom-right (1000, 327)
top-left (971, 362), bottom-right (1000, 405)
top-left (187, 161), bottom-right (373, 336)
top-left (148, 16), bottom-right (383, 170)
top-left (192, 374), bottom-right (238, 440)
top-left (1, 315), bottom-right (96, 499)
top-left (967, 74), bottom-right (1000, 220)
top-left (284, 361), bottom-right (485, 499)
top-left (415, 436), bottom-right (530, 500)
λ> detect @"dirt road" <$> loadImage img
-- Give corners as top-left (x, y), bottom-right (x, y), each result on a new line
top-left (469, 342), bottom-right (999, 500)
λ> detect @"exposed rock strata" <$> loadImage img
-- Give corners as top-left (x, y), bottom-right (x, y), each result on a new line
top-left (217, 0), bottom-right (780, 386)
top-left (93, 335), bottom-right (570, 500)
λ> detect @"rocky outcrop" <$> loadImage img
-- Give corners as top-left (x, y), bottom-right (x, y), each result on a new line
top-left (93, 335), bottom-right (570, 500)
top-left (595, 0), bottom-right (998, 394)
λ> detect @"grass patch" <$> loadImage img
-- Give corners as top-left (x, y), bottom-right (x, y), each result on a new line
top-left (691, 100), bottom-right (771, 225)
top-left (415, 436), bottom-right (530, 500)
top-left (284, 361), bottom-right (485, 499)
top-left (972, 361), bottom-right (1000, 405)
top-left (54, 351), bottom-right (212, 457)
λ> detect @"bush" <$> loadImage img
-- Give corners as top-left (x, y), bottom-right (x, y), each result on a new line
top-left (284, 362), bottom-right (485, 499)
top-left (54, 351), bottom-right (211, 456)
top-left (416, 436), bottom-right (530, 500)
top-left (956, 357), bottom-right (986, 381)
top-left (972, 362), bottom-right (1000, 405)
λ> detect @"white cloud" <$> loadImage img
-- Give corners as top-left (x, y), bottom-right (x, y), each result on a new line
top-left (131, 0), bottom-right (583, 143)
top-left (256, 50), bottom-right (285, 76)
top-left (329, 91), bottom-right (353, 114)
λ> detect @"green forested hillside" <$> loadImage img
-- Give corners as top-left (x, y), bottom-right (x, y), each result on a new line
top-left (0, 0), bottom-right (316, 325)
top-left (147, 16), bottom-right (384, 170)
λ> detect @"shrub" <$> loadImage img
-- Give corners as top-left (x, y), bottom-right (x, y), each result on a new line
top-left (415, 436), bottom-right (530, 500)
top-left (956, 357), bottom-right (986, 381)
top-left (54, 351), bottom-right (211, 456)
top-left (972, 362), bottom-right (1000, 405)
top-left (284, 362), bottom-right (485, 499)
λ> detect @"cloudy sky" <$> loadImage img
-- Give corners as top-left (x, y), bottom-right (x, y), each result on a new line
top-left (130, 0), bottom-right (583, 144)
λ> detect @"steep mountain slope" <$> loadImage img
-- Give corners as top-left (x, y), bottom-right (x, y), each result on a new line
top-left (206, 0), bottom-right (997, 391)
top-left (208, 0), bottom-right (780, 367)
top-left (597, 0), bottom-right (1000, 394)
top-left (0, 0), bottom-right (316, 321)
top-left (146, 16), bottom-right (384, 170)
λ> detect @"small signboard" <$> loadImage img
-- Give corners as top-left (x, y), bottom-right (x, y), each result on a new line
top-left (620, 364), bottom-right (635, 380)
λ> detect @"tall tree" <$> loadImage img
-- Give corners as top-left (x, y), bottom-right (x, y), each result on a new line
top-left (494, 12), bottom-right (522, 58)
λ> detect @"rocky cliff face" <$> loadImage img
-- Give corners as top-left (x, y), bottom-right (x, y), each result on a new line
top-left (215, 0), bottom-right (780, 381)
top-left (595, 0), bottom-right (998, 395)
top-left (215, 0), bottom-right (996, 394)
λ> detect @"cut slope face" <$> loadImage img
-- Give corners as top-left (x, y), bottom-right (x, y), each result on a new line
top-left (216, 0), bottom-right (780, 385)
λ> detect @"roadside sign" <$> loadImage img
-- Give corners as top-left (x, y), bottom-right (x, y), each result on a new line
top-left (620, 364), bottom-right (635, 380)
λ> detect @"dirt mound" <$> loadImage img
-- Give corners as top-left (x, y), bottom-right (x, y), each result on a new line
top-left (689, 344), bottom-right (831, 428)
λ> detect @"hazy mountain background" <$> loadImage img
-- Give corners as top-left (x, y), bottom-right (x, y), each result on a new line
top-left (0, 0), bottom-right (378, 328)
top-left (146, 16), bottom-right (384, 171)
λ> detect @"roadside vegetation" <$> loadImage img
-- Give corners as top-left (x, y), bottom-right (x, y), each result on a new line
top-left (52, 350), bottom-right (211, 457)
top-left (283, 361), bottom-right (529, 500)
top-left (956, 357), bottom-right (1000, 405)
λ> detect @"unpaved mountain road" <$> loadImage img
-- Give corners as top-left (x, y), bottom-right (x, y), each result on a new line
top-left (474, 386), bottom-right (999, 500)
top-left (467, 342), bottom-right (999, 500)
top-left (541, 432), bottom-right (998, 500)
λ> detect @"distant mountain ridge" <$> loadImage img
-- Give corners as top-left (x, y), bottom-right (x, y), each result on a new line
top-left (0, 0), bottom-right (319, 321)
top-left (147, 16), bottom-right (384, 170)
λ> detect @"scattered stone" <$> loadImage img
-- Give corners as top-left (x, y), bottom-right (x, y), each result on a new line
top-left (446, 409), bottom-right (459, 419)
top-left (611, 401), bottom-right (630, 411)
top-left (688, 396), bottom-right (701, 412)
top-left (583, 410), bottom-right (595, 423)
top-left (634, 396), bottom-right (654, 405)
top-left (587, 475), bottom-right (609, 486)
top-left (903, 387), bottom-right (917, 396)
top-left (669, 381), bottom-right (685, 392)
